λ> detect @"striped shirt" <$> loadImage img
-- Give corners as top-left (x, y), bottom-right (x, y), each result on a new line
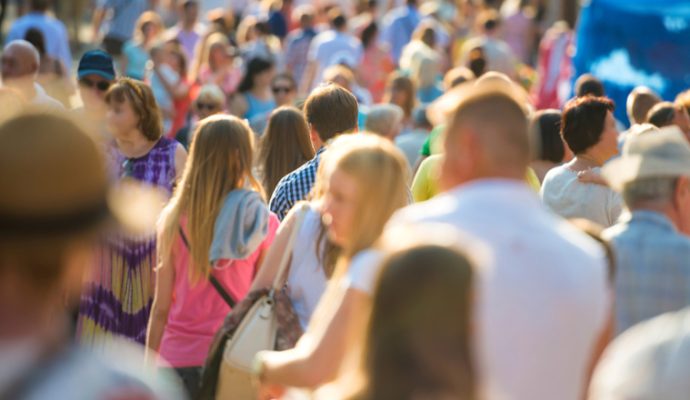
top-left (269, 147), bottom-right (326, 221)
top-left (97, 0), bottom-right (148, 41)
top-left (604, 210), bottom-right (690, 335)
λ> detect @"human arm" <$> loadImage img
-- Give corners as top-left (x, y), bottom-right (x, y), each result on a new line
top-left (250, 208), bottom-right (301, 291)
top-left (174, 143), bottom-right (187, 182)
top-left (268, 180), bottom-right (295, 221)
top-left (257, 286), bottom-right (370, 392)
top-left (153, 64), bottom-right (190, 100)
top-left (577, 169), bottom-right (609, 186)
top-left (91, 0), bottom-right (110, 41)
top-left (145, 227), bottom-right (176, 363)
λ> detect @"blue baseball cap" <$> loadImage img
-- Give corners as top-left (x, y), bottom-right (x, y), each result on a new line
top-left (78, 50), bottom-right (116, 81)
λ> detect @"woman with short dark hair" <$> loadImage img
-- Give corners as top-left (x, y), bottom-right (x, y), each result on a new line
top-left (530, 109), bottom-right (573, 182)
top-left (540, 96), bottom-right (623, 227)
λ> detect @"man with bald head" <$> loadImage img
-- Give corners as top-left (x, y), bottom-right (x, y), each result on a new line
top-left (382, 80), bottom-right (612, 400)
top-left (1, 40), bottom-right (62, 108)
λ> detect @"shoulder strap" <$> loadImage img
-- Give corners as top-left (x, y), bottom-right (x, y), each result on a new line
top-left (271, 204), bottom-right (311, 291)
top-left (178, 226), bottom-right (236, 309)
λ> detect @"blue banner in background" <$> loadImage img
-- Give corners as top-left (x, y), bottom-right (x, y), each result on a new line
top-left (574, 0), bottom-right (690, 126)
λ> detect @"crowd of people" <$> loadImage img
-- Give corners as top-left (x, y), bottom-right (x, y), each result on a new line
top-left (2, 0), bottom-right (690, 399)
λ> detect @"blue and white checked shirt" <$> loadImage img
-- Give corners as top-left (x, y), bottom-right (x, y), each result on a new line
top-left (603, 210), bottom-right (690, 335)
top-left (269, 147), bottom-right (326, 221)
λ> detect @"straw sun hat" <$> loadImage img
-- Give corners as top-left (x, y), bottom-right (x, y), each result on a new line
top-left (602, 126), bottom-right (690, 192)
top-left (0, 108), bottom-right (164, 237)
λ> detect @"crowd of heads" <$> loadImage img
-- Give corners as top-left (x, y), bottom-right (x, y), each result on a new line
top-left (3, 1), bottom-right (690, 399)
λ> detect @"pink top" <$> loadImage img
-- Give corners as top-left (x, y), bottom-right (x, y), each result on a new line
top-left (158, 214), bottom-right (279, 367)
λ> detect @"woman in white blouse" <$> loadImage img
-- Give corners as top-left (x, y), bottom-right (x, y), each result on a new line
top-left (250, 134), bottom-right (409, 397)
top-left (540, 96), bottom-right (623, 227)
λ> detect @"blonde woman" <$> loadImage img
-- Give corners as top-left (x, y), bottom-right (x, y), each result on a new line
top-left (192, 32), bottom-right (242, 95)
top-left (252, 134), bottom-right (410, 397)
top-left (146, 116), bottom-right (279, 397)
top-left (121, 11), bottom-right (164, 81)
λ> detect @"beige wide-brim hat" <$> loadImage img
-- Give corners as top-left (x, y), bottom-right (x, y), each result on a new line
top-left (602, 126), bottom-right (690, 192)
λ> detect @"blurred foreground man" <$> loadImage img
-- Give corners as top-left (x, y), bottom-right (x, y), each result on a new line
top-left (384, 81), bottom-right (612, 400)
top-left (0, 110), bottom-right (184, 399)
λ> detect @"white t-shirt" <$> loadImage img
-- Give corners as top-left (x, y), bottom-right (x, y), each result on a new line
top-left (541, 165), bottom-right (623, 227)
top-left (308, 30), bottom-right (363, 89)
top-left (343, 250), bottom-right (384, 295)
top-left (287, 205), bottom-right (329, 329)
top-left (385, 179), bottom-right (611, 400)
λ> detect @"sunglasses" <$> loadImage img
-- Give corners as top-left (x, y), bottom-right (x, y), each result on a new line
top-left (272, 86), bottom-right (293, 94)
top-left (196, 102), bottom-right (219, 111)
top-left (80, 78), bottom-right (112, 92)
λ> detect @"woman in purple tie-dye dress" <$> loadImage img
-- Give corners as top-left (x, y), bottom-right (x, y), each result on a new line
top-left (77, 79), bottom-right (186, 347)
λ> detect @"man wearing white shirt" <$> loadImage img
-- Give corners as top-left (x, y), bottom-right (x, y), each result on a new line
top-left (299, 9), bottom-right (363, 95)
top-left (384, 81), bottom-right (611, 400)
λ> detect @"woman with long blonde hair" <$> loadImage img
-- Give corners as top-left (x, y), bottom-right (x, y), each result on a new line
top-left (146, 115), bottom-right (279, 398)
top-left (192, 32), bottom-right (242, 95)
top-left (252, 134), bottom-right (410, 396)
top-left (257, 106), bottom-right (315, 198)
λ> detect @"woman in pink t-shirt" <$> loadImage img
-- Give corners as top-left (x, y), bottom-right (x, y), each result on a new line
top-left (146, 115), bottom-right (278, 398)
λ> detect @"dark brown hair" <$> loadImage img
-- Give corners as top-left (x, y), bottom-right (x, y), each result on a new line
top-left (561, 96), bottom-right (614, 154)
top-left (383, 72), bottom-right (416, 118)
top-left (531, 109), bottom-right (564, 163)
top-left (105, 78), bottom-right (163, 141)
top-left (355, 245), bottom-right (476, 400)
top-left (575, 74), bottom-right (605, 98)
top-left (258, 107), bottom-right (315, 198)
top-left (304, 84), bottom-right (359, 142)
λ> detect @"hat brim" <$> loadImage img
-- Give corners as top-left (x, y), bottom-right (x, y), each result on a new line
top-left (78, 69), bottom-right (115, 81)
top-left (602, 156), bottom-right (690, 191)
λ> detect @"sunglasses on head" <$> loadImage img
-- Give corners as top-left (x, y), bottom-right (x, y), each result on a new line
top-left (196, 102), bottom-right (219, 111)
top-left (80, 77), bottom-right (112, 92)
top-left (272, 86), bottom-right (293, 94)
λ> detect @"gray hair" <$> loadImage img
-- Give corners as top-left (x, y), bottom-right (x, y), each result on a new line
top-left (365, 104), bottom-right (404, 138)
top-left (622, 176), bottom-right (678, 208)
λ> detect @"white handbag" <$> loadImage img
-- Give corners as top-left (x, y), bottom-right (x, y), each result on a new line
top-left (215, 204), bottom-right (309, 399)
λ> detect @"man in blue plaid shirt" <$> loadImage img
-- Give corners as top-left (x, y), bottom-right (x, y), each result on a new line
top-left (602, 127), bottom-right (690, 335)
top-left (269, 84), bottom-right (359, 220)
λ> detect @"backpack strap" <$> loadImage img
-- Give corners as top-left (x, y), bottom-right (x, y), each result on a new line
top-left (178, 226), bottom-right (236, 309)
